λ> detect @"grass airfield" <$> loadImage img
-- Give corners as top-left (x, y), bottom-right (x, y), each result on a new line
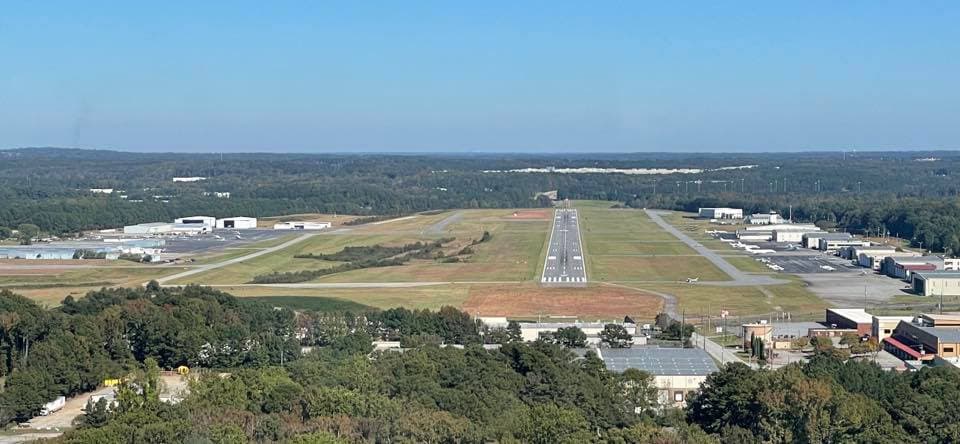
top-left (3, 203), bottom-right (829, 321)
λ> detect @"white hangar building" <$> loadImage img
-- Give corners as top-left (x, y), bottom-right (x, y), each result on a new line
top-left (216, 217), bottom-right (258, 229)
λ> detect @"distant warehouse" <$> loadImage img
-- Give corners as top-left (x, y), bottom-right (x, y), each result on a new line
top-left (174, 216), bottom-right (216, 227)
top-left (216, 217), bottom-right (258, 229)
top-left (912, 271), bottom-right (960, 297)
top-left (123, 222), bottom-right (209, 235)
top-left (273, 221), bottom-right (331, 230)
top-left (124, 222), bottom-right (174, 235)
top-left (698, 208), bottom-right (742, 220)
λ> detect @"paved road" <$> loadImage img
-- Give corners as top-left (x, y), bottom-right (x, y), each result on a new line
top-left (644, 209), bottom-right (786, 285)
top-left (156, 233), bottom-right (317, 285)
top-left (691, 332), bottom-right (754, 368)
top-left (426, 211), bottom-right (463, 236)
top-left (541, 209), bottom-right (587, 285)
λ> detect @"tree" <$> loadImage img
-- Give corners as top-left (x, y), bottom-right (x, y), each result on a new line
top-left (600, 324), bottom-right (633, 348)
top-left (655, 312), bottom-right (673, 331)
top-left (0, 226), bottom-right (12, 239)
top-left (75, 398), bottom-right (112, 428)
top-left (506, 320), bottom-right (522, 343)
top-left (792, 336), bottom-right (810, 349)
top-left (839, 332), bottom-right (861, 347)
top-left (553, 327), bottom-right (587, 348)
top-left (811, 335), bottom-right (834, 352)
top-left (620, 368), bottom-right (657, 416)
top-left (512, 403), bottom-right (592, 444)
top-left (16, 223), bottom-right (39, 245)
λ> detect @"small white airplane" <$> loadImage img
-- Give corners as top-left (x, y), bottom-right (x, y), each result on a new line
top-left (686, 277), bottom-right (700, 283)
top-left (234, 234), bottom-right (243, 240)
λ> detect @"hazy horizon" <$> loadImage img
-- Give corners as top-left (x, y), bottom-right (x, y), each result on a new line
top-left (3, 2), bottom-right (958, 153)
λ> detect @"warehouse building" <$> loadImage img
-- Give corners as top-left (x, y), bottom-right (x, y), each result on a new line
top-left (737, 231), bottom-right (773, 241)
top-left (520, 322), bottom-right (639, 346)
top-left (273, 221), bottom-right (332, 230)
top-left (873, 315), bottom-right (915, 341)
top-left (772, 227), bottom-right (822, 243)
top-left (802, 232), bottom-right (849, 249)
top-left (819, 236), bottom-right (869, 252)
top-left (216, 217), bottom-right (258, 229)
top-left (174, 216), bottom-right (216, 228)
top-left (857, 249), bottom-right (919, 270)
top-left (912, 271), bottom-right (960, 297)
top-left (883, 256), bottom-right (945, 280)
top-left (698, 208), bottom-right (743, 220)
top-left (843, 244), bottom-right (896, 261)
top-left (824, 308), bottom-right (873, 336)
top-left (744, 223), bottom-right (816, 232)
top-left (123, 222), bottom-right (175, 235)
top-left (886, 316), bottom-right (960, 361)
top-left (596, 347), bottom-right (718, 408)
top-left (747, 211), bottom-right (783, 225)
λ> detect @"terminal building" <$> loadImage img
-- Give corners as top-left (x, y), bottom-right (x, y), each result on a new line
top-left (697, 208), bottom-right (743, 220)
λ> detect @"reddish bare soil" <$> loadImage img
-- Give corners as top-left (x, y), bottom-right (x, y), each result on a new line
top-left (463, 284), bottom-right (663, 319)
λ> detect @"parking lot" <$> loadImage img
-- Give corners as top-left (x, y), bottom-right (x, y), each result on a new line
top-left (161, 229), bottom-right (289, 256)
top-left (758, 254), bottom-right (859, 274)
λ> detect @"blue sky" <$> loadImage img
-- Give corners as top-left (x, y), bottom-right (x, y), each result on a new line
top-left (1, 2), bottom-right (958, 153)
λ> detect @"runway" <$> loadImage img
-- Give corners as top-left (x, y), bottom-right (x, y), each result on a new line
top-left (541, 208), bottom-right (587, 285)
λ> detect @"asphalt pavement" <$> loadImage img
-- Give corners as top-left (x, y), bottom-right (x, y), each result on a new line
top-left (645, 210), bottom-right (787, 285)
top-left (541, 209), bottom-right (587, 285)
top-left (156, 233), bottom-right (316, 285)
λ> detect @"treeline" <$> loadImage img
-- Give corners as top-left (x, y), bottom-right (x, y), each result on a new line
top-left (8, 148), bottom-right (960, 236)
top-left (57, 339), bottom-right (693, 443)
top-left (5, 282), bottom-right (960, 442)
top-left (0, 284), bottom-right (298, 425)
top-left (294, 239), bottom-right (454, 262)
top-left (688, 356), bottom-right (960, 443)
top-left (254, 239), bottom-right (455, 284)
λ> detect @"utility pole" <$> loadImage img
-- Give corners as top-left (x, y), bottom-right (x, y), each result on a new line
top-left (681, 308), bottom-right (685, 348)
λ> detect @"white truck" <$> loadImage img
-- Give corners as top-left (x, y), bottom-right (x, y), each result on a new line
top-left (39, 396), bottom-right (66, 416)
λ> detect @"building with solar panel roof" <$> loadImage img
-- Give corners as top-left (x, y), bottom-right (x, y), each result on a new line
top-left (593, 347), bottom-right (719, 408)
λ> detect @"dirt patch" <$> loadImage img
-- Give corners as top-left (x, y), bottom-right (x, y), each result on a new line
top-left (509, 210), bottom-right (550, 220)
top-left (463, 284), bottom-right (663, 320)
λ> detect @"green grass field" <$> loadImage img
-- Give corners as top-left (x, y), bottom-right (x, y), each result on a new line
top-left (587, 240), bottom-right (696, 256)
top-left (245, 295), bottom-right (376, 312)
top-left (725, 256), bottom-right (776, 273)
top-left (577, 205), bottom-right (730, 282)
top-left (634, 282), bottom-right (828, 318)
top-left (5, 202), bottom-right (830, 319)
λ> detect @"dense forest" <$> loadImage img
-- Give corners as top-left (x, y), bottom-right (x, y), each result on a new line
top-left (2, 284), bottom-right (960, 442)
top-left (6, 149), bottom-right (960, 252)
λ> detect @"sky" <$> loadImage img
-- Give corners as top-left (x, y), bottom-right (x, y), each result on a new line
top-left (1, 1), bottom-right (959, 153)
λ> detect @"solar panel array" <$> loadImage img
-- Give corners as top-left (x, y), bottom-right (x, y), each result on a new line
top-left (600, 347), bottom-right (719, 376)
